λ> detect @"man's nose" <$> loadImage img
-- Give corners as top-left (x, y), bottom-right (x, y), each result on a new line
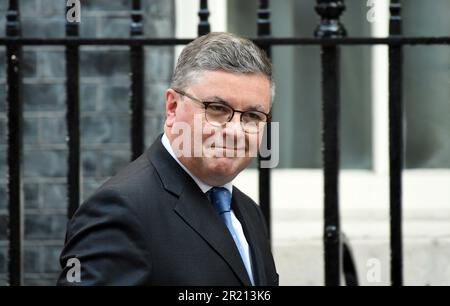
top-left (224, 112), bottom-right (243, 132)
top-left (221, 114), bottom-right (246, 147)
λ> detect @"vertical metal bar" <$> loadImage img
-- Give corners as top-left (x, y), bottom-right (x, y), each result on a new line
top-left (321, 45), bottom-right (341, 286)
top-left (130, 0), bottom-right (145, 160)
top-left (6, 0), bottom-right (23, 286)
top-left (388, 0), bottom-right (403, 287)
top-left (257, 0), bottom-right (272, 241)
top-left (314, 0), bottom-right (346, 286)
top-left (198, 0), bottom-right (210, 36)
top-left (66, 6), bottom-right (80, 219)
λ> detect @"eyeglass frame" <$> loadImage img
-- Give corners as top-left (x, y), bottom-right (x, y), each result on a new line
top-left (172, 88), bottom-right (271, 133)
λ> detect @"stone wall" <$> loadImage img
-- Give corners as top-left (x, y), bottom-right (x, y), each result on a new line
top-left (0, 0), bottom-right (174, 285)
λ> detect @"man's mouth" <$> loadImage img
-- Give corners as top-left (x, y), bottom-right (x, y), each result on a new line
top-left (211, 146), bottom-right (246, 151)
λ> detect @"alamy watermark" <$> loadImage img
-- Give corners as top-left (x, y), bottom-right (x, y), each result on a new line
top-left (366, 258), bottom-right (382, 283)
top-left (366, 0), bottom-right (377, 23)
top-left (66, 0), bottom-right (81, 23)
top-left (66, 257), bottom-right (81, 283)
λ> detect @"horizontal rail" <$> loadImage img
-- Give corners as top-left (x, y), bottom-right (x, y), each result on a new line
top-left (0, 37), bottom-right (450, 46)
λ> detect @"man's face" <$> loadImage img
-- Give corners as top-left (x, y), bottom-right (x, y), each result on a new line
top-left (164, 70), bottom-right (271, 186)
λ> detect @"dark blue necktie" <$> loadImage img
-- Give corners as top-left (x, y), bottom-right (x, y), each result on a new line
top-left (207, 187), bottom-right (254, 285)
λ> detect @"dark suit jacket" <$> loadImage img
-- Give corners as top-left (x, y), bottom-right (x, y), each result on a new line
top-left (57, 135), bottom-right (278, 286)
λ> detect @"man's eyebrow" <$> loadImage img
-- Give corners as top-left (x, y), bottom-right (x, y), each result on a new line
top-left (246, 104), bottom-right (265, 111)
top-left (203, 96), bottom-right (266, 112)
top-left (203, 95), bottom-right (229, 103)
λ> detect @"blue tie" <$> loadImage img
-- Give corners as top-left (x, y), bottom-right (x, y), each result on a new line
top-left (207, 187), bottom-right (254, 285)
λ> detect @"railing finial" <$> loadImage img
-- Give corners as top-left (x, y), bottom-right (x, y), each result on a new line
top-left (198, 0), bottom-right (210, 36)
top-left (257, 0), bottom-right (271, 37)
top-left (314, 0), bottom-right (347, 38)
top-left (131, 0), bottom-right (144, 37)
top-left (389, 0), bottom-right (402, 36)
top-left (6, 0), bottom-right (21, 37)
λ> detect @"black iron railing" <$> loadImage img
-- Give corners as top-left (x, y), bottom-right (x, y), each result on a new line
top-left (65, 3), bottom-right (80, 221)
top-left (5, 0), bottom-right (22, 287)
top-left (2, 0), bottom-right (450, 286)
top-left (388, 0), bottom-right (403, 287)
top-left (314, 0), bottom-right (346, 286)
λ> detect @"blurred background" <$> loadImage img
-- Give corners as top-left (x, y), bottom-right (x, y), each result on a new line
top-left (0, 0), bottom-right (449, 285)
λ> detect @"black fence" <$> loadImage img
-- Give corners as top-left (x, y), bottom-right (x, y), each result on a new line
top-left (1, 0), bottom-right (450, 286)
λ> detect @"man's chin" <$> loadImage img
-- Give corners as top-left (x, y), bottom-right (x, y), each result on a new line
top-left (203, 158), bottom-right (236, 177)
top-left (208, 157), bottom-right (235, 171)
top-left (204, 146), bottom-right (251, 158)
top-left (207, 157), bottom-right (250, 179)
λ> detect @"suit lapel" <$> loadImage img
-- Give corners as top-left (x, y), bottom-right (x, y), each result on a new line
top-left (147, 135), bottom-right (252, 286)
top-left (174, 184), bottom-right (252, 286)
top-left (232, 189), bottom-right (268, 286)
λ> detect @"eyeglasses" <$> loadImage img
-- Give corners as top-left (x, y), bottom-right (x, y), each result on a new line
top-left (173, 89), bottom-right (271, 134)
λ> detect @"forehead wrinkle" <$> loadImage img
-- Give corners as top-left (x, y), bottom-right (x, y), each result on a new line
top-left (202, 95), bottom-right (228, 103)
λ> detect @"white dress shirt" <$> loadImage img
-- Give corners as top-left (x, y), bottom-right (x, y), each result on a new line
top-left (161, 134), bottom-right (254, 285)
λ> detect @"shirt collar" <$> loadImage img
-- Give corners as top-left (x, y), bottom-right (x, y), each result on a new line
top-left (161, 133), bottom-right (233, 194)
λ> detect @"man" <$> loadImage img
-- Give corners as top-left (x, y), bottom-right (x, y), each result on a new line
top-left (57, 32), bottom-right (278, 286)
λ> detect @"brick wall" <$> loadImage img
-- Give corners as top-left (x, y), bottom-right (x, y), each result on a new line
top-left (0, 0), bottom-right (175, 285)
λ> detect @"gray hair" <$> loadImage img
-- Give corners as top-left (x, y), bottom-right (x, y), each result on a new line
top-left (170, 32), bottom-right (275, 104)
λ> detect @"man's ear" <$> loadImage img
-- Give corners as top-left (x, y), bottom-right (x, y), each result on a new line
top-left (165, 88), bottom-right (178, 128)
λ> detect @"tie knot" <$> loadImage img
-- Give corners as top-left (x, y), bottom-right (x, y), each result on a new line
top-left (207, 187), bottom-right (232, 214)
